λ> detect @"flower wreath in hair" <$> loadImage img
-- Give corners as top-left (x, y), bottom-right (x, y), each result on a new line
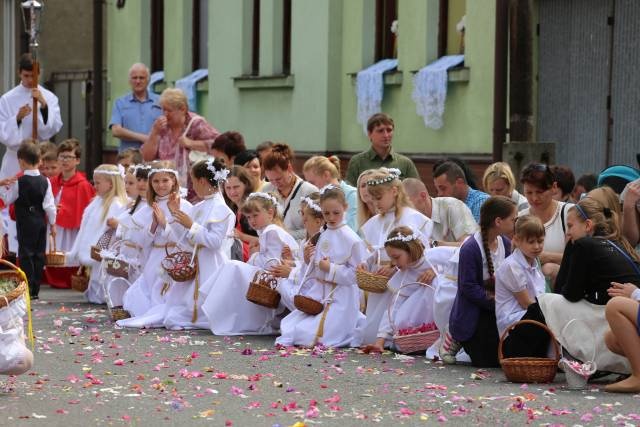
top-left (95, 164), bottom-right (126, 179)
top-left (246, 192), bottom-right (281, 215)
top-left (319, 183), bottom-right (338, 196)
top-left (149, 167), bottom-right (179, 180)
top-left (205, 159), bottom-right (230, 183)
top-left (366, 168), bottom-right (402, 186)
top-left (301, 196), bottom-right (322, 214)
top-left (385, 232), bottom-right (420, 244)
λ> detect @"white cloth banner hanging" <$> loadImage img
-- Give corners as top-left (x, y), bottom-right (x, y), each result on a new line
top-left (412, 55), bottom-right (464, 130)
top-left (356, 59), bottom-right (398, 134)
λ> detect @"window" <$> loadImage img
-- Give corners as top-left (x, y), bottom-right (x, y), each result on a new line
top-left (251, 0), bottom-right (260, 75)
top-left (282, 0), bottom-right (291, 75)
top-left (150, 0), bottom-right (164, 72)
top-left (375, 0), bottom-right (397, 61)
top-left (438, 0), bottom-right (465, 57)
top-left (192, 0), bottom-right (209, 70)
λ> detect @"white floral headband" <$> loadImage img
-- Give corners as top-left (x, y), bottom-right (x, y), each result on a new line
top-left (319, 184), bottom-right (338, 196)
top-left (205, 159), bottom-right (230, 183)
top-left (95, 164), bottom-right (125, 179)
top-left (247, 192), bottom-right (279, 207)
top-left (385, 232), bottom-right (420, 243)
top-left (366, 168), bottom-right (401, 186)
top-left (301, 196), bottom-right (322, 214)
top-left (149, 168), bottom-right (179, 180)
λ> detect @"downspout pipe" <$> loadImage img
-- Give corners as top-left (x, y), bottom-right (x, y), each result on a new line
top-left (493, 0), bottom-right (509, 162)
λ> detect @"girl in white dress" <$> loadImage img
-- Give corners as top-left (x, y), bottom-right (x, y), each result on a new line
top-left (269, 192), bottom-right (325, 311)
top-left (276, 185), bottom-right (368, 347)
top-left (363, 226), bottom-right (437, 353)
top-left (202, 192), bottom-right (298, 335)
top-left (161, 159), bottom-right (235, 330)
top-left (67, 164), bottom-right (128, 304)
top-left (117, 161), bottom-right (193, 327)
top-left (359, 168), bottom-right (434, 345)
top-left (105, 165), bottom-right (150, 310)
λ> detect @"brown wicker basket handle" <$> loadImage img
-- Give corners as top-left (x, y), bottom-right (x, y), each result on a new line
top-left (165, 242), bottom-right (173, 257)
top-left (387, 281), bottom-right (435, 334)
top-left (49, 233), bottom-right (57, 254)
top-left (498, 319), bottom-right (560, 362)
top-left (0, 258), bottom-right (20, 272)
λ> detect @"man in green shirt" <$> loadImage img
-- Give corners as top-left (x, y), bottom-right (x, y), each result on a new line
top-left (345, 113), bottom-right (419, 186)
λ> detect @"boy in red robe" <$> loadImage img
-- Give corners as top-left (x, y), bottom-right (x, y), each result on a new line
top-left (45, 139), bottom-right (95, 288)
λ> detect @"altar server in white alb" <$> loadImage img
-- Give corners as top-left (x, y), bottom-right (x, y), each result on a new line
top-left (202, 192), bottom-right (298, 335)
top-left (117, 161), bottom-right (192, 327)
top-left (276, 185), bottom-right (369, 348)
top-left (161, 159), bottom-right (235, 330)
top-left (67, 165), bottom-right (129, 304)
top-left (359, 168), bottom-right (433, 346)
top-left (0, 54), bottom-right (62, 179)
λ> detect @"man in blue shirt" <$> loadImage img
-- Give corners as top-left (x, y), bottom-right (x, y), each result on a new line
top-left (109, 63), bottom-right (162, 152)
top-left (433, 161), bottom-right (489, 223)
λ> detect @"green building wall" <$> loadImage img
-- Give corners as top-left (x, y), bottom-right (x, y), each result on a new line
top-left (106, 0), bottom-right (495, 156)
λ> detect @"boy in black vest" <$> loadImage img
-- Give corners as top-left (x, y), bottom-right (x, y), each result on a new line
top-left (0, 141), bottom-right (57, 299)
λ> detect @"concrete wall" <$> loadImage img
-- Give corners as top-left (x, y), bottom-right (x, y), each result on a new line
top-left (39, 0), bottom-right (96, 81)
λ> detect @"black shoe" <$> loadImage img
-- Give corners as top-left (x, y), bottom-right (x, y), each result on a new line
top-left (30, 295), bottom-right (39, 300)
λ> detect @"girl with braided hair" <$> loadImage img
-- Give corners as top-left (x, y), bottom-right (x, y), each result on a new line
top-left (447, 196), bottom-right (516, 367)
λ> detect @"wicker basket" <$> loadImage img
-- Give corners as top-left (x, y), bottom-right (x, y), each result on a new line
top-left (246, 271), bottom-right (280, 308)
top-left (294, 294), bottom-right (323, 315)
top-left (356, 269), bottom-right (389, 293)
top-left (110, 307), bottom-right (131, 321)
top-left (499, 320), bottom-right (560, 383)
top-left (161, 244), bottom-right (197, 282)
top-left (90, 245), bottom-right (102, 262)
top-left (0, 259), bottom-right (27, 308)
top-left (105, 257), bottom-right (130, 278)
top-left (45, 235), bottom-right (66, 266)
top-left (390, 282), bottom-right (439, 354)
top-left (71, 267), bottom-right (90, 292)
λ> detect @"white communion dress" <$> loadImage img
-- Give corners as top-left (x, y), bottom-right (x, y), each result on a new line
top-left (117, 195), bottom-right (193, 328)
top-left (162, 194), bottom-right (235, 330)
top-left (276, 224), bottom-right (369, 347)
top-left (359, 207), bottom-right (433, 344)
top-left (67, 196), bottom-right (127, 304)
top-left (376, 256), bottom-right (437, 348)
top-left (202, 223), bottom-right (298, 335)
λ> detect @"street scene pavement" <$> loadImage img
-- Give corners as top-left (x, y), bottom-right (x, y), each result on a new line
top-left (2, 287), bottom-right (639, 427)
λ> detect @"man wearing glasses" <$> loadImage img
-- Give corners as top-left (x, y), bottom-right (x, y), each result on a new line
top-left (0, 54), bottom-right (63, 179)
top-left (109, 63), bottom-right (162, 152)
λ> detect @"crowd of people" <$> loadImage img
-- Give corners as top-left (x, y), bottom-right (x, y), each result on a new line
top-left (0, 59), bottom-right (638, 394)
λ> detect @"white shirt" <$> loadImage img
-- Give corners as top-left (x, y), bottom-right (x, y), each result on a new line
top-left (0, 169), bottom-right (56, 224)
top-left (430, 197), bottom-right (478, 242)
top-left (495, 248), bottom-right (546, 336)
top-left (0, 84), bottom-right (63, 178)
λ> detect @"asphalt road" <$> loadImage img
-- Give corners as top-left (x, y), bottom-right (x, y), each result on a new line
top-left (1, 287), bottom-right (638, 426)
